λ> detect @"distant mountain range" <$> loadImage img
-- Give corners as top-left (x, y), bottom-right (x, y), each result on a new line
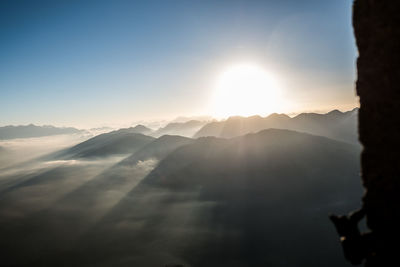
top-left (39, 108), bottom-right (358, 162)
top-left (1, 109), bottom-right (358, 145)
top-left (194, 108), bottom-right (358, 143)
top-left (0, 124), bottom-right (83, 139)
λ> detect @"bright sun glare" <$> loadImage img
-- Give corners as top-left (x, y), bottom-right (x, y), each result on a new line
top-left (211, 64), bottom-right (283, 119)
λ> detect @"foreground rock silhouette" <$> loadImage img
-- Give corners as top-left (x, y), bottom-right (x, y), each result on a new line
top-left (332, 1), bottom-right (400, 266)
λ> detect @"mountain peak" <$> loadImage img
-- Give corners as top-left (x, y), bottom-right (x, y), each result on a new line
top-left (326, 109), bottom-right (343, 116)
top-left (132, 124), bottom-right (152, 131)
top-left (266, 113), bottom-right (291, 120)
top-left (115, 125), bottom-right (152, 135)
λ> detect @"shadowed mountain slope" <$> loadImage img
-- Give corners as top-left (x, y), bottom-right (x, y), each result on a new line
top-left (58, 129), bottom-right (155, 159)
top-left (119, 135), bottom-right (194, 166)
top-left (194, 109), bottom-right (358, 143)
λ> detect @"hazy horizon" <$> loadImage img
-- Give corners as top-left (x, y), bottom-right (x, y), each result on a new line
top-left (0, 107), bottom-right (359, 129)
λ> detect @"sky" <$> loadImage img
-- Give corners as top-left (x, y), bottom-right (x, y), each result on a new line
top-left (0, 0), bottom-right (358, 128)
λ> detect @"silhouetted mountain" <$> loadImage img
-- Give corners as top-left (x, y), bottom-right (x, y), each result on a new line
top-left (123, 125), bottom-right (153, 135)
top-left (0, 129), bottom-right (361, 266)
top-left (194, 114), bottom-right (290, 139)
top-left (68, 129), bottom-right (360, 266)
top-left (194, 108), bottom-right (358, 143)
top-left (119, 135), bottom-right (194, 166)
top-left (288, 109), bottom-right (358, 143)
top-left (143, 128), bottom-right (360, 193)
top-left (152, 120), bottom-right (208, 137)
top-left (0, 124), bottom-right (83, 139)
top-left (58, 129), bottom-right (155, 158)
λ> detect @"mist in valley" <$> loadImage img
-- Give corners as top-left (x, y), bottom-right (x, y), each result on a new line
top-left (0, 112), bottom-right (362, 266)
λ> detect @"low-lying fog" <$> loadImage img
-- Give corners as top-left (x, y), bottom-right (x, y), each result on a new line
top-left (0, 142), bottom-right (159, 266)
top-left (0, 123), bottom-right (362, 267)
top-left (0, 134), bottom-right (89, 169)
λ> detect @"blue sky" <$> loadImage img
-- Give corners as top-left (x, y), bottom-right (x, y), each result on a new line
top-left (0, 0), bottom-right (357, 128)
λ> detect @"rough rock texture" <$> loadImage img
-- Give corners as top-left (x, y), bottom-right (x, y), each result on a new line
top-left (353, 0), bottom-right (400, 265)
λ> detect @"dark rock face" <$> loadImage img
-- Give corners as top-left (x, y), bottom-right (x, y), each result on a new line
top-left (353, 0), bottom-right (400, 265)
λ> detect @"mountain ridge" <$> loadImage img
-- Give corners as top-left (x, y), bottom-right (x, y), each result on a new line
top-left (152, 120), bottom-right (208, 137)
top-left (194, 108), bottom-right (358, 143)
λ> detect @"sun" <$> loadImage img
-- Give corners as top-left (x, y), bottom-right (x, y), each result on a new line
top-left (211, 64), bottom-right (283, 119)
